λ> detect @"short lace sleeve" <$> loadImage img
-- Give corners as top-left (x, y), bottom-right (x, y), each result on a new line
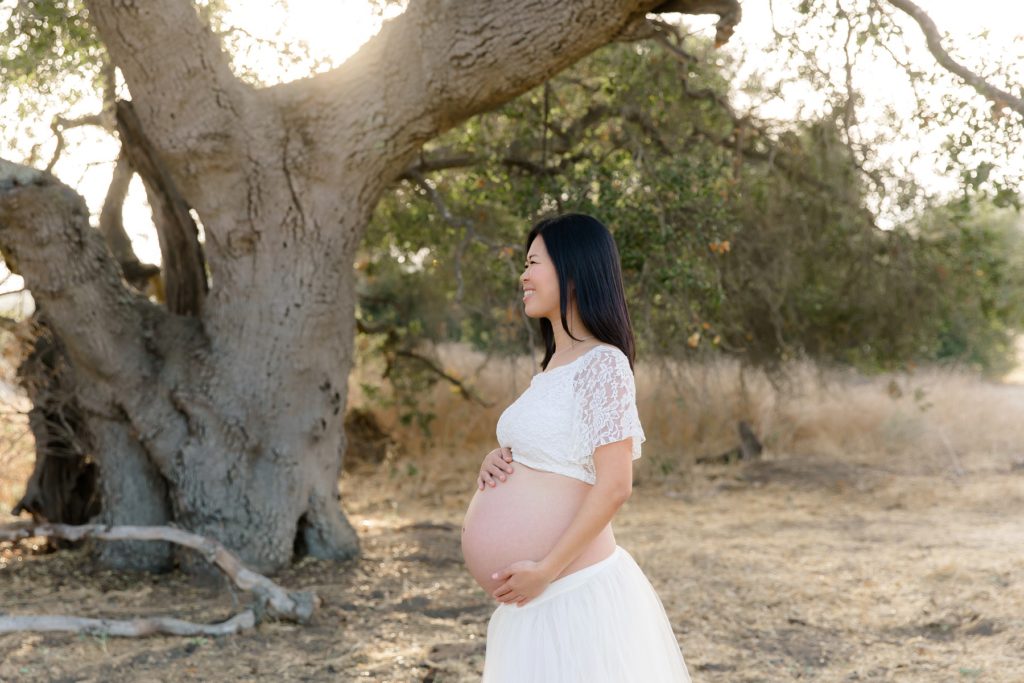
top-left (571, 347), bottom-right (645, 464)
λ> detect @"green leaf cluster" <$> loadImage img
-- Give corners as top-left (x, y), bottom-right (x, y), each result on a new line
top-left (1, 0), bottom-right (105, 113)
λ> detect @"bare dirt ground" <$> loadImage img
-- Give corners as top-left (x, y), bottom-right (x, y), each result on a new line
top-left (3, 449), bottom-right (1023, 682)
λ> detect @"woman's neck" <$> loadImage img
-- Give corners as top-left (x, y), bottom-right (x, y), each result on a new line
top-left (550, 328), bottom-right (596, 356)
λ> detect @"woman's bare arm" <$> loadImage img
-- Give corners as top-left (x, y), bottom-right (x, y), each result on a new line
top-left (537, 438), bottom-right (633, 577)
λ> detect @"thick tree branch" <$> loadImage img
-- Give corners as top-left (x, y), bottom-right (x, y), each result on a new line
top-left (0, 160), bottom-right (154, 381)
top-left (116, 101), bottom-right (208, 316)
top-left (652, 0), bottom-right (742, 46)
top-left (887, 0), bottom-right (1024, 118)
top-left (85, 1), bottom-right (284, 286)
top-left (84, 1), bottom-right (249, 169)
top-left (98, 152), bottom-right (162, 290)
top-left (0, 160), bottom-right (196, 479)
top-left (278, 0), bottom-right (740, 194)
top-left (98, 153), bottom-right (136, 262)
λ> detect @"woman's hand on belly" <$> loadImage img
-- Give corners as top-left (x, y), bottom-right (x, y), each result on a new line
top-left (477, 446), bottom-right (515, 490)
top-left (461, 463), bottom-right (603, 595)
top-left (490, 559), bottom-right (557, 607)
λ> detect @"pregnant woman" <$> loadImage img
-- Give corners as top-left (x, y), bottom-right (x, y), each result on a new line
top-left (461, 213), bottom-right (692, 682)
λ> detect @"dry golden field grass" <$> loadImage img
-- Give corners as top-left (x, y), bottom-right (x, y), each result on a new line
top-left (2, 341), bottom-right (1023, 681)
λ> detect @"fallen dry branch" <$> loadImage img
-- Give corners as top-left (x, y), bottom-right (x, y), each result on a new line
top-left (0, 612), bottom-right (255, 637)
top-left (0, 523), bottom-right (321, 637)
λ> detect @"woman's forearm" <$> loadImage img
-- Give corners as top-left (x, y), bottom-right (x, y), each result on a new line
top-left (539, 483), bottom-right (628, 578)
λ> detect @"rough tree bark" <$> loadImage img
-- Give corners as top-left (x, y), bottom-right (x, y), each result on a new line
top-left (0, 1), bottom-right (739, 573)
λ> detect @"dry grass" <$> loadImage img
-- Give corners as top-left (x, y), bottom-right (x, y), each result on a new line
top-left (365, 342), bottom-right (1024, 492)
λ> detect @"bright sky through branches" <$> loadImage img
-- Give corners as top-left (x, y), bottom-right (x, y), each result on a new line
top-left (219, 0), bottom-right (404, 84)
top-left (684, 1), bottom-right (1024, 227)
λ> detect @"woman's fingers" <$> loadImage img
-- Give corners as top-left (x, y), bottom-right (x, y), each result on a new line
top-left (490, 460), bottom-right (513, 475)
top-left (486, 464), bottom-right (508, 481)
top-left (496, 450), bottom-right (514, 470)
top-left (478, 448), bottom-right (514, 490)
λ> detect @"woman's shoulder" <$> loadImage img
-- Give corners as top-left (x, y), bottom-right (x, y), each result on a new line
top-left (588, 343), bottom-right (630, 365)
top-left (572, 344), bottom-right (631, 384)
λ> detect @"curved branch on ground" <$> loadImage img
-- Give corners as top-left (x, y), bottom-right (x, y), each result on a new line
top-left (0, 612), bottom-right (256, 638)
top-left (0, 522), bottom-right (321, 631)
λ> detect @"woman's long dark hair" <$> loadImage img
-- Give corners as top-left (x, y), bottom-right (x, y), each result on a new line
top-left (525, 213), bottom-right (637, 372)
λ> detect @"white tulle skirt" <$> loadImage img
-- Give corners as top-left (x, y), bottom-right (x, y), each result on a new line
top-left (482, 545), bottom-right (691, 682)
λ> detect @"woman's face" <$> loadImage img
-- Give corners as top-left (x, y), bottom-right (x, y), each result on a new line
top-left (521, 235), bottom-right (560, 319)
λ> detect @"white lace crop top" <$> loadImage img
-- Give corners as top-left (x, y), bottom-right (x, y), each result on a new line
top-left (495, 344), bottom-right (646, 485)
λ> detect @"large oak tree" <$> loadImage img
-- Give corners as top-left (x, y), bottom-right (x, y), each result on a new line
top-left (0, 0), bottom-right (740, 572)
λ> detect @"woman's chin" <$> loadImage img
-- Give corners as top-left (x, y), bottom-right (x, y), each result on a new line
top-left (522, 301), bottom-right (547, 318)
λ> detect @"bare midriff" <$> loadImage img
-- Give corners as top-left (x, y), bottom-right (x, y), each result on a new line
top-left (460, 459), bottom-right (617, 596)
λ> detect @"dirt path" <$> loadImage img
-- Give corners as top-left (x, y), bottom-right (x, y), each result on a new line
top-left (2, 453), bottom-right (1023, 682)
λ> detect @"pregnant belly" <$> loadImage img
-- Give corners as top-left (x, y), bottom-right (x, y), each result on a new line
top-left (460, 460), bottom-right (616, 596)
